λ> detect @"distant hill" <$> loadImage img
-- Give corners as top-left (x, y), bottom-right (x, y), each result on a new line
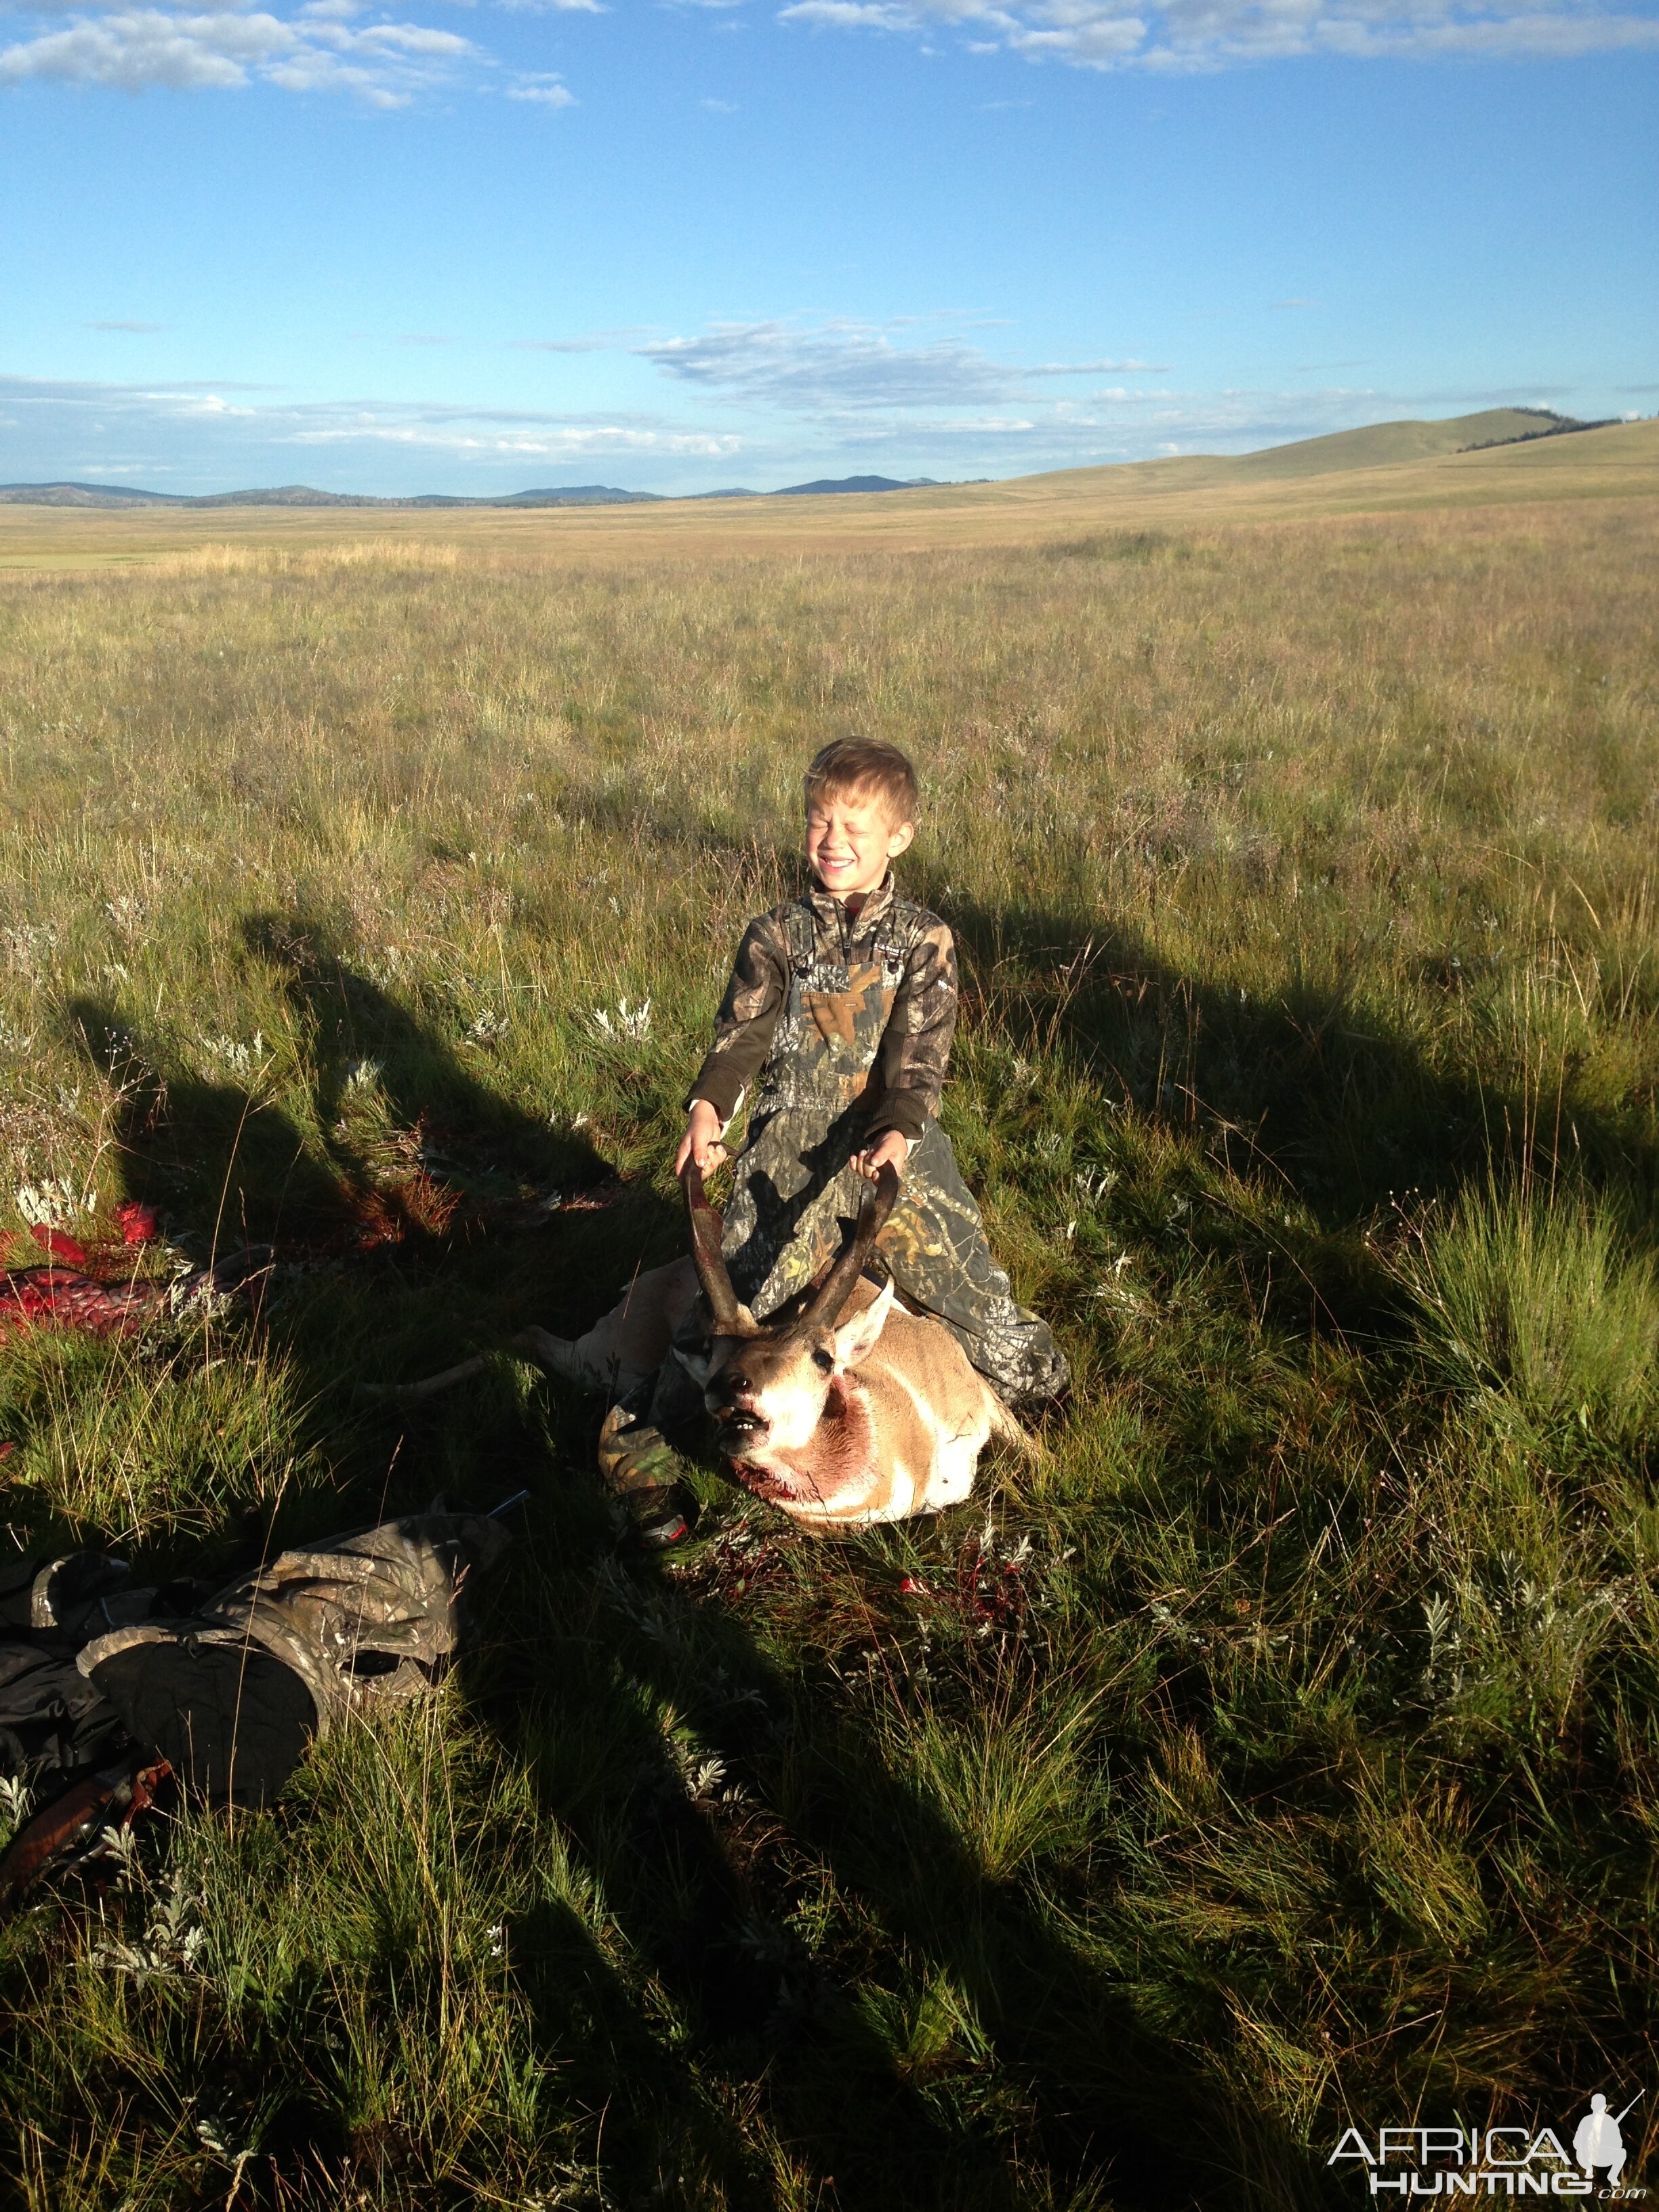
top-left (0, 416), bottom-right (1632, 515)
top-left (0, 481), bottom-right (169, 508)
top-left (771, 475), bottom-right (941, 496)
top-left (191, 485), bottom-right (400, 509)
top-left (0, 474), bottom-right (946, 508)
top-left (1456, 409), bottom-right (1616, 453)
top-left (407, 485), bottom-right (661, 509)
top-left (0, 480), bottom-right (661, 511)
top-left (995, 408), bottom-right (1633, 513)
top-left (1218, 409), bottom-right (1604, 483)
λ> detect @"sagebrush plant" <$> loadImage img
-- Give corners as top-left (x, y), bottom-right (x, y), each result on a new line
top-left (0, 491), bottom-right (1656, 2209)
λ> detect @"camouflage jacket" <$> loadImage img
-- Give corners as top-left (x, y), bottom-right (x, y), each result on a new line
top-left (689, 874), bottom-right (957, 1147)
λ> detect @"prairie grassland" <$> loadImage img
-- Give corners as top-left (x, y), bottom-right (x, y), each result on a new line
top-left (0, 476), bottom-right (1656, 2211)
top-left (5, 413), bottom-right (1657, 574)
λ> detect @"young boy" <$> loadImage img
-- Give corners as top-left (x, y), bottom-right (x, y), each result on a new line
top-left (603, 739), bottom-right (1065, 1533)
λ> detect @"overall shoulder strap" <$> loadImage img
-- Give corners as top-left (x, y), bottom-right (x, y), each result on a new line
top-left (880, 895), bottom-right (931, 962)
top-left (785, 899), bottom-right (815, 968)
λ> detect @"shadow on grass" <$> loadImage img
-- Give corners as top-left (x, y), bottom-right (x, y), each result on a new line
top-left (924, 878), bottom-right (1657, 1233)
top-left (38, 899), bottom-right (1314, 2207)
top-left (854, 874), bottom-right (1658, 1416)
top-left (459, 1471), bottom-right (1328, 2212)
top-left (31, 872), bottom-right (1648, 2208)
top-left (426, 854), bottom-right (1657, 2204)
top-left (56, 907), bottom-right (661, 1561)
top-left (523, 808), bottom-right (1658, 1244)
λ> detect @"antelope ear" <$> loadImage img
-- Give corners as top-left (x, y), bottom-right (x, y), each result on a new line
top-left (673, 1347), bottom-right (712, 1384)
top-left (832, 1279), bottom-right (895, 1370)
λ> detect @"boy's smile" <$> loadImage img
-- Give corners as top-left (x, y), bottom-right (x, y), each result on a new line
top-left (806, 786), bottom-right (915, 901)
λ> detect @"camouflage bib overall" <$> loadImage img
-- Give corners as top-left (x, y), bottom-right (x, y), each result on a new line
top-left (720, 901), bottom-right (1067, 1408)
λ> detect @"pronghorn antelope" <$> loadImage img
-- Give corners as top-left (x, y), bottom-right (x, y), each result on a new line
top-left (663, 1160), bottom-right (1029, 1529)
top-left (370, 1164), bottom-right (1029, 1530)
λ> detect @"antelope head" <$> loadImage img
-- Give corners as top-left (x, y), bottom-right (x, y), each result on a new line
top-left (675, 1161), bottom-right (901, 1466)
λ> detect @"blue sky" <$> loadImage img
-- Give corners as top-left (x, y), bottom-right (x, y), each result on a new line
top-left (2, 0), bottom-right (1655, 494)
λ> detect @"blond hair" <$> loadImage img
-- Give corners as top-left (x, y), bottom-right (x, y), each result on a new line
top-left (803, 737), bottom-right (920, 826)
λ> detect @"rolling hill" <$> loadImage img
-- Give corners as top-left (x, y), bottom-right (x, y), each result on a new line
top-left (0, 417), bottom-right (1600, 513)
top-left (1, 412), bottom-right (1652, 570)
top-left (1213, 406), bottom-right (1610, 479)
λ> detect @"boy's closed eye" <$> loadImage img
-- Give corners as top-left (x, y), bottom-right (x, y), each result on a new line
top-left (805, 790), bottom-right (914, 901)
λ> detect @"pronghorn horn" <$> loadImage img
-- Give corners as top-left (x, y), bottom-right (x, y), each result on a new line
top-left (800, 1162), bottom-right (901, 1332)
top-left (680, 1159), bottom-right (744, 1333)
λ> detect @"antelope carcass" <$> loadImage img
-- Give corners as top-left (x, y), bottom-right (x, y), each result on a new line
top-left (668, 1160), bottom-right (1029, 1530)
top-left (367, 1163), bottom-right (1029, 1531)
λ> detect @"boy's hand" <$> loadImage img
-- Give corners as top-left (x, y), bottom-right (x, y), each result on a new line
top-left (853, 1130), bottom-right (910, 1183)
top-left (676, 1100), bottom-right (728, 1178)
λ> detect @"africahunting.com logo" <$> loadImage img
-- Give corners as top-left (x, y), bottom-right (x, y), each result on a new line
top-left (1330, 2093), bottom-right (1647, 2197)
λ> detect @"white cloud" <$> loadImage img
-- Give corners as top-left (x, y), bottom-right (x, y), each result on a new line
top-left (1, 12), bottom-right (266, 88)
top-left (0, 364), bottom-right (1616, 496)
top-left (3, 371), bottom-right (275, 396)
top-left (780, 1), bottom-right (908, 21)
top-left (291, 421), bottom-right (739, 454)
top-left (777, 0), bottom-right (1659, 69)
top-left (633, 320), bottom-right (1176, 411)
top-left (0, 0), bottom-right (478, 101)
top-left (506, 68), bottom-right (574, 97)
top-left (1028, 356), bottom-right (1167, 373)
top-left (0, 371), bottom-right (746, 466)
top-left (0, 0), bottom-right (1648, 117)
top-left (628, 319), bottom-right (1521, 469)
top-left (638, 319), bottom-right (1023, 408)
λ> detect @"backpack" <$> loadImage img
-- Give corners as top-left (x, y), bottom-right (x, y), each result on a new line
top-left (0, 1550), bottom-right (153, 1789)
top-left (75, 1509), bottom-right (510, 1805)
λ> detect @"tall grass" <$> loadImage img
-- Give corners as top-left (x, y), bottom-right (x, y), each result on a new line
top-left (0, 494), bottom-right (1656, 2207)
top-left (1401, 1183), bottom-right (1659, 1450)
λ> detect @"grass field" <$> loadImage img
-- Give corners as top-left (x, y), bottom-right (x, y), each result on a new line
top-left (1, 425), bottom-right (1656, 2210)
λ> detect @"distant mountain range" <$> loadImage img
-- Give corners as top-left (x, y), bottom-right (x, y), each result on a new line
top-left (0, 414), bottom-right (1622, 513)
top-left (0, 472), bottom-right (951, 511)
top-left (0, 480), bottom-right (659, 511)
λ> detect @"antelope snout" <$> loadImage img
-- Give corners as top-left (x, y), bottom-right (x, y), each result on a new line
top-left (710, 1368), bottom-right (768, 1440)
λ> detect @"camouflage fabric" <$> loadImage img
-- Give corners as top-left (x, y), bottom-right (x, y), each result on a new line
top-left (690, 881), bottom-right (1068, 1410)
top-left (689, 875), bottom-right (955, 1149)
top-left (77, 1511), bottom-right (510, 1803)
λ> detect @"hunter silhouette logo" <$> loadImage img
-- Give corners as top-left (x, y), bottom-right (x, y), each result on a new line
top-left (1576, 2099), bottom-right (1638, 2190)
top-left (1330, 2091), bottom-right (1647, 2197)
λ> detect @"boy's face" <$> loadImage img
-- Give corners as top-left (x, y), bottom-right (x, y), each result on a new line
top-left (805, 784), bottom-right (914, 900)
